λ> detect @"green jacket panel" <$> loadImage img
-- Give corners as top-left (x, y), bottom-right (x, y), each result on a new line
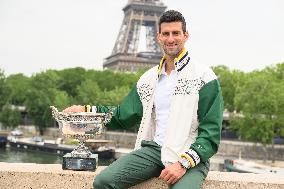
top-left (191, 79), bottom-right (224, 162)
top-left (96, 85), bottom-right (143, 130)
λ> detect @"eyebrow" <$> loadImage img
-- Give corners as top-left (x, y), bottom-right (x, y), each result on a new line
top-left (161, 31), bottom-right (182, 35)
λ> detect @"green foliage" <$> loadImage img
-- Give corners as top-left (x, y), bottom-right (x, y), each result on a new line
top-left (98, 86), bottom-right (130, 105)
top-left (53, 90), bottom-right (71, 110)
top-left (64, 139), bottom-right (79, 145)
top-left (75, 79), bottom-right (101, 104)
top-left (0, 104), bottom-right (21, 128)
top-left (231, 114), bottom-right (275, 145)
top-left (87, 70), bottom-right (138, 91)
top-left (25, 71), bottom-right (70, 134)
top-left (231, 64), bottom-right (284, 146)
top-left (212, 62), bottom-right (284, 157)
top-left (0, 70), bottom-right (11, 110)
top-left (212, 65), bottom-right (245, 112)
top-left (25, 89), bottom-right (53, 134)
top-left (58, 67), bottom-right (87, 97)
top-left (6, 73), bottom-right (31, 105)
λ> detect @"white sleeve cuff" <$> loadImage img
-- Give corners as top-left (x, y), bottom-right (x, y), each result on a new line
top-left (182, 149), bottom-right (201, 167)
top-left (91, 106), bottom-right (97, 113)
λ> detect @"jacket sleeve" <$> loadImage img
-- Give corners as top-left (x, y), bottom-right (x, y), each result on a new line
top-left (183, 79), bottom-right (223, 166)
top-left (96, 84), bottom-right (143, 130)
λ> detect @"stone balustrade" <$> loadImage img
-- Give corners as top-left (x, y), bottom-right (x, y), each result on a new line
top-left (0, 162), bottom-right (283, 189)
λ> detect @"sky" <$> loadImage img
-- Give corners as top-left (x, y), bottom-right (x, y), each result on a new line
top-left (0, 0), bottom-right (284, 76)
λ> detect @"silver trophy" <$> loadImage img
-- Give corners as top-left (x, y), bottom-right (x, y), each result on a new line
top-left (50, 106), bottom-right (112, 171)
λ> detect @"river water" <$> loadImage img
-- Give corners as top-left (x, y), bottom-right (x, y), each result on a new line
top-left (0, 147), bottom-right (112, 166)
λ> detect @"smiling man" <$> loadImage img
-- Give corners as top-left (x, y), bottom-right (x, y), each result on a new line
top-left (64, 10), bottom-right (223, 189)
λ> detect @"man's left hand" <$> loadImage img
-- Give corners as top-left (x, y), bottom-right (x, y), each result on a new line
top-left (159, 162), bottom-right (187, 185)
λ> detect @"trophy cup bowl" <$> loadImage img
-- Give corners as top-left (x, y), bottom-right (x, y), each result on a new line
top-left (50, 106), bottom-right (112, 171)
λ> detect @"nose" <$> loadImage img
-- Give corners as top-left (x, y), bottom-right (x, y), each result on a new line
top-left (167, 34), bottom-right (175, 43)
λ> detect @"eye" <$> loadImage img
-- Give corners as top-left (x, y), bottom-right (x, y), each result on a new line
top-left (172, 31), bottom-right (181, 36)
top-left (161, 32), bottom-right (170, 37)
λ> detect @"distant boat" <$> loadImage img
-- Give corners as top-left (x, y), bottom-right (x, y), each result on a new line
top-left (0, 131), bottom-right (9, 148)
top-left (8, 137), bottom-right (115, 160)
top-left (224, 159), bottom-right (284, 175)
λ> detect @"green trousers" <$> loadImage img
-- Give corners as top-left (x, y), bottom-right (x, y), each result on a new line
top-left (93, 141), bottom-right (209, 189)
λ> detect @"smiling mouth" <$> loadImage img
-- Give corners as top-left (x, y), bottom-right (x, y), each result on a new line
top-left (166, 44), bottom-right (177, 49)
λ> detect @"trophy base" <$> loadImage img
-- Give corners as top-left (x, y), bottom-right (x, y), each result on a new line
top-left (62, 153), bottom-right (98, 171)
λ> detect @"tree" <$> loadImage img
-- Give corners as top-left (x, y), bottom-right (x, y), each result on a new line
top-left (6, 73), bottom-right (31, 105)
top-left (87, 70), bottom-right (139, 91)
top-left (213, 65), bottom-right (245, 112)
top-left (25, 70), bottom-right (70, 135)
top-left (231, 65), bottom-right (284, 162)
top-left (0, 70), bottom-right (11, 110)
top-left (98, 86), bottom-right (130, 105)
top-left (58, 67), bottom-right (87, 98)
top-left (53, 90), bottom-right (71, 110)
top-left (75, 79), bottom-right (102, 105)
top-left (0, 104), bottom-right (21, 129)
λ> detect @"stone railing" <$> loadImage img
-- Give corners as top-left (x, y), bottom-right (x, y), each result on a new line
top-left (0, 163), bottom-right (283, 189)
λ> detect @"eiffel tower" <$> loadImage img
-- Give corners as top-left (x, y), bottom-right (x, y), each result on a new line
top-left (103, 0), bottom-right (167, 72)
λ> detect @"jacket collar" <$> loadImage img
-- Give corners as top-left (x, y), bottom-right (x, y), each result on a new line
top-left (158, 49), bottom-right (190, 75)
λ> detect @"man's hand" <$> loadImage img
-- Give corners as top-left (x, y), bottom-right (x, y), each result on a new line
top-left (159, 162), bottom-right (187, 185)
top-left (63, 105), bottom-right (85, 113)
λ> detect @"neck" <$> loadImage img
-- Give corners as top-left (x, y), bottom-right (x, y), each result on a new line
top-left (162, 48), bottom-right (186, 75)
top-left (165, 57), bottom-right (175, 75)
top-left (164, 51), bottom-right (180, 74)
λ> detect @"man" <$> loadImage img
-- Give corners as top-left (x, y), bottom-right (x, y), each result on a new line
top-left (64, 10), bottom-right (223, 189)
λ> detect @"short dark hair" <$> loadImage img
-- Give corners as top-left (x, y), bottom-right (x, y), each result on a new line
top-left (158, 10), bottom-right (187, 33)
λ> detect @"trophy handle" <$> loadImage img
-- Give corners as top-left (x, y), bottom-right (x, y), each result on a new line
top-left (50, 106), bottom-right (60, 121)
top-left (50, 106), bottom-right (66, 123)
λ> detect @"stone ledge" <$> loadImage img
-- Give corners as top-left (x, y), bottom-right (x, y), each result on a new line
top-left (0, 163), bottom-right (283, 189)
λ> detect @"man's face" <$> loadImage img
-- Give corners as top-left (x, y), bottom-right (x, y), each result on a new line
top-left (157, 22), bottom-right (189, 58)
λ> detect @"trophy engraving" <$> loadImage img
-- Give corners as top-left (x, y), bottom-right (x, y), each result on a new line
top-left (50, 106), bottom-right (112, 171)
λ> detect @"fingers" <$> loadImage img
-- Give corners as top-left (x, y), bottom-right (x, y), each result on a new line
top-left (159, 163), bottom-right (187, 185)
top-left (167, 177), bottom-right (179, 185)
top-left (159, 169), bottom-right (167, 179)
top-left (162, 171), bottom-right (171, 182)
top-left (159, 169), bottom-right (180, 185)
top-left (63, 105), bottom-right (84, 113)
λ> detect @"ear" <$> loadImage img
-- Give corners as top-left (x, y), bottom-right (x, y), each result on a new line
top-left (184, 31), bottom-right (189, 41)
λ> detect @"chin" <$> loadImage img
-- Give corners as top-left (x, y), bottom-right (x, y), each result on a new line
top-left (165, 50), bottom-right (179, 57)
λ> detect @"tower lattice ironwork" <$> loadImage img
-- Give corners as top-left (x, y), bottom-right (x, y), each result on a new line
top-left (103, 0), bottom-right (167, 72)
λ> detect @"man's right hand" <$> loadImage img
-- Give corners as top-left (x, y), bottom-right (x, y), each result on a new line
top-left (63, 105), bottom-right (85, 113)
